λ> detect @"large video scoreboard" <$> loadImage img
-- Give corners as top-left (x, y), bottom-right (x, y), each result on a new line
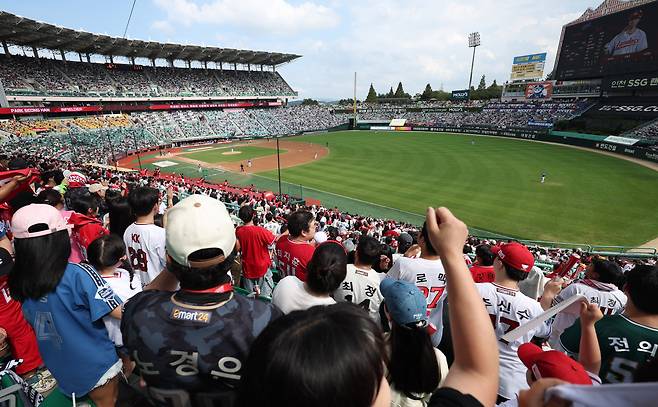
top-left (555, 2), bottom-right (658, 80)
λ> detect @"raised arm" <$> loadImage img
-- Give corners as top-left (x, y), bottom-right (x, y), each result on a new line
top-left (426, 207), bottom-right (498, 407)
top-left (578, 302), bottom-right (603, 375)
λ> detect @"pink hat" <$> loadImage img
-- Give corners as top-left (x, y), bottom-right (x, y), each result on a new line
top-left (12, 204), bottom-right (72, 239)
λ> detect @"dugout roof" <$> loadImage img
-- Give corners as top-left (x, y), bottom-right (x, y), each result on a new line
top-left (0, 11), bottom-right (301, 66)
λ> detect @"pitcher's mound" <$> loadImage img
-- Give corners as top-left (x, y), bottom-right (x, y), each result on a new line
top-left (222, 151), bottom-right (242, 155)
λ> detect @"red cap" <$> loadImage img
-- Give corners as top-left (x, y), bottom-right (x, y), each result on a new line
top-left (491, 242), bottom-right (534, 273)
top-left (518, 343), bottom-right (592, 385)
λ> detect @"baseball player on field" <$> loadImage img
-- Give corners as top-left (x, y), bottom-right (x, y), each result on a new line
top-left (475, 242), bottom-right (550, 403)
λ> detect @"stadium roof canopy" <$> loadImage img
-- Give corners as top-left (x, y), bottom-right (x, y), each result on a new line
top-left (0, 11), bottom-right (301, 66)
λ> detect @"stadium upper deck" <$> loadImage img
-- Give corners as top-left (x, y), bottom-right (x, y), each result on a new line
top-left (0, 11), bottom-right (300, 102)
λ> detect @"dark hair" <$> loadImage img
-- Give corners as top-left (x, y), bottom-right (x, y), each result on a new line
top-left (70, 192), bottom-right (99, 215)
top-left (167, 248), bottom-right (235, 290)
top-left (237, 303), bottom-right (386, 407)
top-left (420, 223), bottom-right (437, 256)
top-left (356, 235), bottom-right (381, 267)
top-left (265, 213), bottom-right (273, 222)
top-left (475, 244), bottom-right (495, 266)
top-left (87, 234), bottom-right (126, 271)
top-left (387, 319), bottom-right (441, 398)
top-left (37, 189), bottom-right (64, 207)
top-left (591, 259), bottom-right (624, 286)
top-left (503, 262), bottom-right (529, 282)
top-left (128, 186), bottom-right (160, 217)
top-left (9, 230), bottom-right (71, 302)
top-left (306, 243), bottom-right (347, 294)
top-left (239, 205), bottom-right (255, 223)
top-left (107, 197), bottom-right (133, 238)
top-left (625, 265), bottom-right (658, 314)
top-left (153, 213), bottom-right (164, 228)
top-left (287, 210), bottom-right (314, 237)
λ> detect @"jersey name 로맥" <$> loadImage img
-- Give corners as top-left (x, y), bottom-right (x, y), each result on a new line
top-left (387, 257), bottom-right (447, 346)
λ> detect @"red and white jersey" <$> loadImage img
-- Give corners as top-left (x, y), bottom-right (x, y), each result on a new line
top-left (123, 223), bottom-right (167, 286)
top-left (476, 282), bottom-right (551, 400)
top-left (387, 257), bottom-right (447, 346)
top-left (334, 264), bottom-right (384, 320)
top-left (274, 237), bottom-right (315, 281)
top-left (549, 279), bottom-right (627, 347)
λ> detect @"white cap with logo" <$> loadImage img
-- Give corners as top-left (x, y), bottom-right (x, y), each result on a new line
top-left (166, 194), bottom-right (236, 267)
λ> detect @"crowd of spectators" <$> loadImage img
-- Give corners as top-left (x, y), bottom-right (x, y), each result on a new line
top-left (0, 148), bottom-right (656, 406)
top-left (625, 119), bottom-right (658, 142)
top-left (0, 55), bottom-right (296, 98)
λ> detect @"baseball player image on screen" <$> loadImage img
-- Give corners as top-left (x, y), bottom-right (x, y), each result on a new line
top-left (605, 10), bottom-right (648, 56)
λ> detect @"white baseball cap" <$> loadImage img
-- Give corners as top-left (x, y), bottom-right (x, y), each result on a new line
top-left (166, 194), bottom-right (236, 268)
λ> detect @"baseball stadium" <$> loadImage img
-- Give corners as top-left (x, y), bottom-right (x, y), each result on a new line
top-left (0, 0), bottom-right (658, 405)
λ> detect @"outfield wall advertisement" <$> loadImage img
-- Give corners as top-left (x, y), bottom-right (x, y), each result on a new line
top-left (378, 125), bottom-right (658, 163)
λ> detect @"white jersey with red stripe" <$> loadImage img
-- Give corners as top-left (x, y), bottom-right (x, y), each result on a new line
top-left (548, 279), bottom-right (627, 348)
top-left (387, 257), bottom-right (447, 346)
top-left (123, 223), bottom-right (167, 286)
top-left (476, 282), bottom-right (551, 400)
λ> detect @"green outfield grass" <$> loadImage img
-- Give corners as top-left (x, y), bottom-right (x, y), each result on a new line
top-left (181, 145), bottom-right (284, 163)
top-left (256, 131), bottom-right (658, 246)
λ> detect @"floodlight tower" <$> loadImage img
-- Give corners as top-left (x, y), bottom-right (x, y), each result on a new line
top-left (467, 32), bottom-right (481, 101)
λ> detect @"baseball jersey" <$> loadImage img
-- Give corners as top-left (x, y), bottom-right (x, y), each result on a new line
top-left (475, 282), bottom-right (551, 400)
top-left (387, 257), bottom-right (447, 346)
top-left (272, 276), bottom-right (336, 314)
top-left (559, 314), bottom-right (658, 383)
top-left (101, 268), bottom-right (142, 347)
top-left (334, 264), bottom-right (384, 320)
top-left (606, 29), bottom-right (648, 56)
top-left (235, 225), bottom-right (275, 280)
top-left (121, 290), bottom-right (282, 392)
top-left (123, 223), bottom-right (167, 286)
top-left (548, 279), bottom-right (627, 348)
top-left (274, 237), bottom-right (315, 281)
top-left (68, 212), bottom-right (109, 261)
top-left (21, 263), bottom-right (121, 396)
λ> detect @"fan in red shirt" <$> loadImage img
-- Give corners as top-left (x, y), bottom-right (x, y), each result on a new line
top-left (235, 205), bottom-right (276, 297)
top-left (469, 244), bottom-right (496, 283)
top-left (275, 210), bottom-right (316, 282)
top-left (68, 193), bottom-right (109, 260)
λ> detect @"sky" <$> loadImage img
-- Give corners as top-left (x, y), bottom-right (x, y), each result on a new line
top-left (0, 0), bottom-right (600, 100)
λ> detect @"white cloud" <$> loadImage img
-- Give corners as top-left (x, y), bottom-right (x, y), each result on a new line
top-left (152, 0), bottom-right (339, 34)
top-left (151, 20), bottom-right (175, 35)
top-left (145, 0), bottom-right (595, 99)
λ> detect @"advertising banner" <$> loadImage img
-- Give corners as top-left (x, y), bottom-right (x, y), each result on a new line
top-left (595, 102), bottom-right (658, 117)
top-left (525, 82), bottom-right (554, 99)
top-left (0, 101), bottom-right (282, 116)
top-left (451, 90), bottom-right (469, 100)
top-left (603, 72), bottom-right (658, 91)
top-left (511, 53), bottom-right (547, 81)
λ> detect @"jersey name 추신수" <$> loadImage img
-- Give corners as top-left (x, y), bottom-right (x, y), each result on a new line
top-left (476, 282), bottom-right (551, 400)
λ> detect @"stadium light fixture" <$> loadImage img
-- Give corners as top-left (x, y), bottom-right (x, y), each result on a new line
top-left (467, 32), bottom-right (481, 101)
